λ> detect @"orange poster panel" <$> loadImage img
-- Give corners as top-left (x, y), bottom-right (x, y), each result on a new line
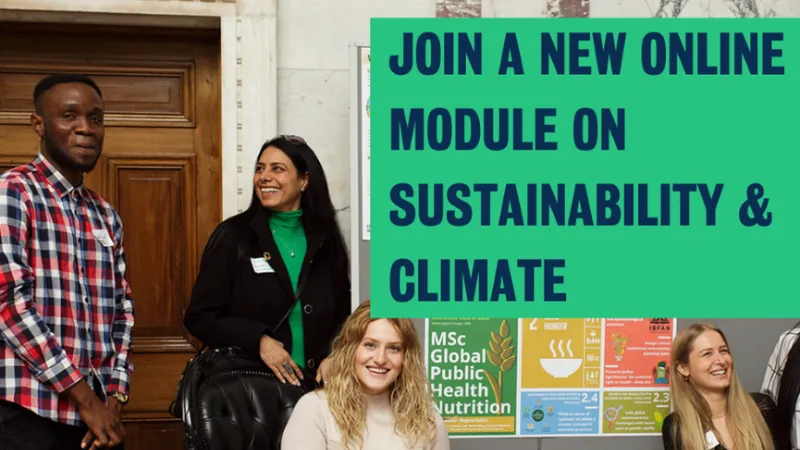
top-left (603, 319), bottom-right (674, 388)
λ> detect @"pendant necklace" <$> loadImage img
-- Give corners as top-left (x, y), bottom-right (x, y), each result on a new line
top-left (271, 226), bottom-right (304, 257)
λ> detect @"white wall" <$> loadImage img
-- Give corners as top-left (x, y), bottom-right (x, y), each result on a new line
top-left (274, 0), bottom-right (436, 250)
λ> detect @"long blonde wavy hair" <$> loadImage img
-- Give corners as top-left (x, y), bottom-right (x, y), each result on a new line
top-left (323, 301), bottom-right (436, 450)
top-left (669, 323), bottom-right (774, 450)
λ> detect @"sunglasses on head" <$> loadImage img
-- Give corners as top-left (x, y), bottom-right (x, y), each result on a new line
top-left (280, 134), bottom-right (307, 145)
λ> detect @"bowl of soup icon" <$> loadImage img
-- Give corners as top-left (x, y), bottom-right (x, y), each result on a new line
top-left (539, 358), bottom-right (582, 378)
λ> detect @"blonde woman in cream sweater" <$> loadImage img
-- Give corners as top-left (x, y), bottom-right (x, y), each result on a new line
top-left (281, 301), bottom-right (450, 450)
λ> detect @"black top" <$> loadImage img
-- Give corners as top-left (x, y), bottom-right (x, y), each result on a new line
top-left (662, 392), bottom-right (777, 450)
top-left (183, 207), bottom-right (352, 378)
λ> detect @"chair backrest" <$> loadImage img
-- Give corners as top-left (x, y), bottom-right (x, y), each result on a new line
top-left (752, 391), bottom-right (776, 410)
top-left (176, 346), bottom-right (305, 450)
top-left (751, 391), bottom-right (778, 435)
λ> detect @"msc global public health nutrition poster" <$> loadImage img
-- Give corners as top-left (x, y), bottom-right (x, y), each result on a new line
top-left (425, 318), bottom-right (676, 437)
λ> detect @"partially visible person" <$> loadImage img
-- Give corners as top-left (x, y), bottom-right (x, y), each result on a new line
top-left (662, 323), bottom-right (774, 450)
top-left (184, 135), bottom-right (350, 390)
top-left (0, 73), bottom-right (135, 449)
top-left (762, 321), bottom-right (800, 450)
top-left (281, 301), bottom-right (450, 450)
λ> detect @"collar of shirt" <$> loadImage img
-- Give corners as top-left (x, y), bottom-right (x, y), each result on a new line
top-left (31, 152), bottom-right (85, 199)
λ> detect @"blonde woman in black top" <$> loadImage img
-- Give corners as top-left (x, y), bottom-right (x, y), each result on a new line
top-left (662, 323), bottom-right (775, 450)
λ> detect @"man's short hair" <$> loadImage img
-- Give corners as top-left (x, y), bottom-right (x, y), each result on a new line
top-left (33, 73), bottom-right (103, 114)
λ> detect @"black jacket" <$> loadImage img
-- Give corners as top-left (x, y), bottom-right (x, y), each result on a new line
top-left (661, 392), bottom-right (777, 450)
top-left (183, 207), bottom-right (351, 377)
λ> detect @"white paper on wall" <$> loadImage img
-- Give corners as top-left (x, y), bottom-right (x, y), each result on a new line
top-left (360, 47), bottom-right (370, 240)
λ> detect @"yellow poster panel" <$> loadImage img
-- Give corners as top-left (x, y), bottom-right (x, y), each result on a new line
top-left (520, 318), bottom-right (602, 389)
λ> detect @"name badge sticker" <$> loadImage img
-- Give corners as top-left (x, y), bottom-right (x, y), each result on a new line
top-left (91, 229), bottom-right (114, 247)
top-left (250, 257), bottom-right (275, 274)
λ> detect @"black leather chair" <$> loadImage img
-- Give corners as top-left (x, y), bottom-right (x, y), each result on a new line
top-left (751, 391), bottom-right (777, 433)
top-left (172, 346), bottom-right (306, 450)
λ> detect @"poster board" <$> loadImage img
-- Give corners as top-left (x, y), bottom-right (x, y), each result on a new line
top-left (425, 318), bottom-right (676, 438)
top-left (354, 45), bottom-right (370, 241)
top-left (349, 43), bottom-right (370, 311)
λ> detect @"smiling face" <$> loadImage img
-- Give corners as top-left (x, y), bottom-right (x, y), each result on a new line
top-left (252, 145), bottom-right (308, 212)
top-left (31, 82), bottom-right (105, 182)
top-left (354, 319), bottom-right (405, 395)
top-left (677, 330), bottom-right (733, 394)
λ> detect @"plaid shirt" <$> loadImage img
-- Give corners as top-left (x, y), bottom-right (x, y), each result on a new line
top-left (761, 326), bottom-right (800, 450)
top-left (0, 153), bottom-right (134, 426)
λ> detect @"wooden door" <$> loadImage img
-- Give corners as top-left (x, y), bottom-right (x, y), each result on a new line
top-left (0, 22), bottom-right (221, 450)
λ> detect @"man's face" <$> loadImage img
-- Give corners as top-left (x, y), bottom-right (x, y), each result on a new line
top-left (32, 82), bottom-right (105, 175)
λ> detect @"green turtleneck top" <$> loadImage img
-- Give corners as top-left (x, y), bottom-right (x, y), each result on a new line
top-left (269, 209), bottom-right (307, 369)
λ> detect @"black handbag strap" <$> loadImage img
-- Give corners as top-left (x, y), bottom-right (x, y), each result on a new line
top-left (271, 276), bottom-right (307, 334)
top-left (189, 259), bottom-right (308, 360)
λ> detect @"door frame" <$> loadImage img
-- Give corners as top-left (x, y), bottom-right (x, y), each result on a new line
top-left (0, 1), bottom-right (241, 220)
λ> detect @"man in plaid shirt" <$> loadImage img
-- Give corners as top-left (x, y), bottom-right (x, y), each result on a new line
top-left (0, 74), bottom-right (135, 449)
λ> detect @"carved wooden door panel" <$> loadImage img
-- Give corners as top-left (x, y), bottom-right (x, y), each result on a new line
top-left (0, 22), bottom-right (221, 450)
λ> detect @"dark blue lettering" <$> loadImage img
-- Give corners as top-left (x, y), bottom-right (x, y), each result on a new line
top-left (527, 184), bottom-right (538, 226)
top-left (568, 184), bottom-right (593, 226)
top-left (570, 32), bottom-right (592, 75)
top-left (418, 259), bottom-right (436, 301)
top-left (429, 108), bottom-right (451, 151)
top-left (542, 184), bottom-right (565, 226)
top-left (455, 109), bottom-right (480, 150)
top-left (474, 184), bottom-right (498, 225)
top-left (673, 184), bottom-right (696, 226)
top-left (391, 108), bottom-right (424, 150)
top-left (574, 108), bottom-right (625, 150)
top-left (596, 184), bottom-right (621, 225)
top-left (499, 185), bottom-right (523, 226)
top-left (455, 259), bottom-right (487, 301)
top-left (543, 32), bottom-right (626, 75)
top-left (697, 33), bottom-right (717, 75)
top-left (390, 32), bottom-right (482, 76)
top-left (536, 108), bottom-right (557, 150)
top-left (389, 183), bottom-right (415, 226)
top-left (440, 260), bottom-right (450, 301)
top-left (595, 32), bottom-right (626, 74)
top-left (574, 108), bottom-right (597, 151)
top-left (603, 108), bottom-right (625, 150)
top-left (763, 32), bottom-right (784, 74)
top-left (544, 260), bottom-right (566, 301)
top-left (417, 32), bottom-right (441, 75)
top-left (642, 32), bottom-right (666, 75)
top-left (389, 33), bottom-right (415, 75)
top-left (491, 260), bottom-right (515, 301)
top-left (660, 184), bottom-right (671, 226)
top-left (699, 184), bottom-right (723, 226)
top-left (446, 184), bottom-right (472, 226)
top-left (623, 184), bottom-right (635, 225)
top-left (542, 33), bottom-right (565, 74)
top-left (733, 33), bottom-right (755, 74)
top-left (637, 184), bottom-right (658, 226)
top-left (485, 109), bottom-right (509, 151)
top-left (499, 32), bottom-right (524, 75)
top-left (518, 259), bottom-right (542, 301)
top-left (670, 33), bottom-right (693, 74)
top-left (389, 259), bottom-right (414, 302)
top-left (513, 109), bottom-right (533, 151)
top-left (419, 184), bottom-right (443, 226)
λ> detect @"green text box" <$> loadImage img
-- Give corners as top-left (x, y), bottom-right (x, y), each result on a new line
top-left (370, 18), bottom-right (800, 319)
